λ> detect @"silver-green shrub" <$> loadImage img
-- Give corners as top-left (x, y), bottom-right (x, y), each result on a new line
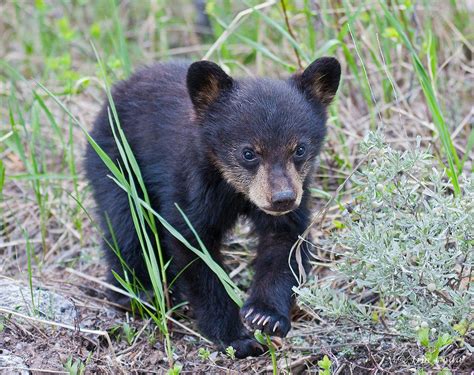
top-left (297, 132), bottom-right (473, 336)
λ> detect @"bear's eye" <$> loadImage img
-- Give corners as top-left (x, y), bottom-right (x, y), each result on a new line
top-left (242, 149), bottom-right (257, 162)
top-left (295, 145), bottom-right (306, 157)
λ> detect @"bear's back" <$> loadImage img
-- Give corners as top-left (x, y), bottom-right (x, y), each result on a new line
top-left (84, 61), bottom-right (196, 207)
top-left (102, 61), bottom-right (194, 143)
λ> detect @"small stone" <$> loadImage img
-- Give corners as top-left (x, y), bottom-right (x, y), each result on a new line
top-left (0, 355), bottom-right (29, 375)
top-left (209, 351), bottom-right (218, 361)
top-left (427, 283), bottom-right (436, 292)
top-left (0, 280), bottom-right (77, 326)
top-left (420, 321), bottom-right (429, 328)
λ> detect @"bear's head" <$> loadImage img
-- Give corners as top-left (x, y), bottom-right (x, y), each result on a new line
top-left (187, 58), bottom-right (341, 216)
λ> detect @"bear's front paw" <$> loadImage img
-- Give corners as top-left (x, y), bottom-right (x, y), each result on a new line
top-left (227, 337), bottom-right (267, 358)
top-left (240, 302), bottom-right (291, 337)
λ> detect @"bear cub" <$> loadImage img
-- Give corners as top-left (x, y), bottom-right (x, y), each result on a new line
top-left (85, 57), bottom-right (341, 358)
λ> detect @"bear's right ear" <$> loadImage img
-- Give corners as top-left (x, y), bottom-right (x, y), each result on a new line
top-left (187, 61), bottom-right (233, 116)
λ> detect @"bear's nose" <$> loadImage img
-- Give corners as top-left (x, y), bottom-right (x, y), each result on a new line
top-left (271, 190), bottom-right (296, 211)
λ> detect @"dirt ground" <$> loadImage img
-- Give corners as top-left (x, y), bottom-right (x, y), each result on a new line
top-left (1, 222), bottom-right (473, 374)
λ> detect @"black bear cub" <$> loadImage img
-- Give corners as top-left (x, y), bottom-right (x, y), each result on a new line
top-left (85, 57), bottom-right (340, 358)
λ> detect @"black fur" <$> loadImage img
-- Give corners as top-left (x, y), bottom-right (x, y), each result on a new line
top-left (84, 58), bottom-right (340, 358)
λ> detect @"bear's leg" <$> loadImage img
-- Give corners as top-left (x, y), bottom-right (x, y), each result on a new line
top-left (241, 234), bottom-right (310, 337)
top-left (169, 237), bottom-right (266, 358)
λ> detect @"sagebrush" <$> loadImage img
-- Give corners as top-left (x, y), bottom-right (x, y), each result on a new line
top-left (297, 132), bottom-right (472, 342)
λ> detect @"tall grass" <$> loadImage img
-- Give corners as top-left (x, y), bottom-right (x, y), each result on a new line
top-left (380, 1), bottom-right (462, 196)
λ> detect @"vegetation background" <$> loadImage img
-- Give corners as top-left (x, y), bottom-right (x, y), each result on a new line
top-left (0, 0), bottom-right (472, 373)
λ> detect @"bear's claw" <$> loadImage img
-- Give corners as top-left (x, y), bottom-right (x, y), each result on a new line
top-left (240, 303), bottom-right (291, 337)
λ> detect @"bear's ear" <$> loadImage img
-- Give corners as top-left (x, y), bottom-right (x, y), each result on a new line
top-left (187, 61), bottom-right (233, 115)
top-left (293, 57), bottom-right (341, 106)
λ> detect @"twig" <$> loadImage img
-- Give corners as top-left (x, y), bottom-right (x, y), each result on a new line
top-left (0, 238), bottom-right (42, 248)
top-left (280, 0), bottom-right (303, 69)
top-left (289, 152), bottom-right (373, 285)
top-left (365, 344), bottom-right (388, 373)
top-left (0, 367), bottom-right (68, 374)
top-left (456, 253), bottom-right (469, 291)
top-left (333, 363), bottom-right (347, 375)
top-left (433, 290), bottom-right (455, 306)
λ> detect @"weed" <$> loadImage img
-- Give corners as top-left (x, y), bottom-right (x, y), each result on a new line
top-left (198, 347), bottom-right (211, 361)
top-left (317, 355), bottom-right (332, 375)
top-left (225, 346), bottom-right (236, 360)
top-left (417, 327), bottom-right (454, 366)
top-left (63, 357), bottom-right (85, 375)
top-left (167, 364), bottom-right (182, 375)
top-left (255, 330), bottom-right (278, 375)
top-left (121, 322), bottom-right (137, 346)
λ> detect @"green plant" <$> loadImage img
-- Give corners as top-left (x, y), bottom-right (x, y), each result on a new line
top-left (255, 330), bottom-right (277, 375)
top-left (167, 364), bottom-right (182, 375)
top-left (318, 355), bottom-right (332, 375)
top-left (296, 132), bottom-right (472, 338)
top-left (63, 357), bottom-right (85, 375)
top-left (417, 327), bottom-right (454, 366)
top-left (225, 346), bottom-right (236, 360)
top-left (0, 159), bottom-right (5, 199)
top-left (121, 322), bottom-right (136, 346)
top-left (147, 330), bottom-right (157, 346)
top-left (24, 230), bottom-right (35, 312)
top-left (198, 347), bottom-right (211, 361)
top-left (109, 322), bottom-right (137, 346)
top-left (380, 1), bottom-right (463, 195)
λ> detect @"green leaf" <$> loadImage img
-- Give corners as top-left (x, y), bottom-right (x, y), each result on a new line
top-left (225, 346), bottom-right (236, 360)
top-left (435, 333), bottom-right (453, 349)
top-left (417, 327), bottom-right (430, 348)
top-left (382, 27), bottom-right (400, 41)
top-left (318, 355), bottom-right (332, 370)
top-left (254, 330), bottom-right (266, 345)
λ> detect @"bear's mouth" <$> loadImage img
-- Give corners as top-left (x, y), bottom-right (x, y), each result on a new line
top-left (260, 207), bottom-right (294, 216)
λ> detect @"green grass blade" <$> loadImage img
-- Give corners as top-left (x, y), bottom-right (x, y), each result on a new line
top-left (380, 1), bottom-right (461, 195)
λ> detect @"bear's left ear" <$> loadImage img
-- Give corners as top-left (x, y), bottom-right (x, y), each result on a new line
top-left (187, 60), bottom-right (234, 115)
top-left (292, 57), bottom-right (341, 106)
